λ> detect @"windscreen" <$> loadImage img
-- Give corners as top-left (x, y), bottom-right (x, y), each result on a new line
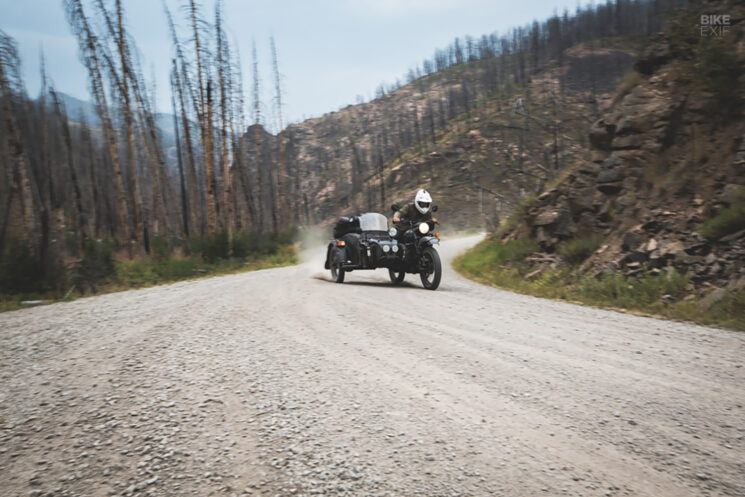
top-left (359, 213), bottom-right (388, 232)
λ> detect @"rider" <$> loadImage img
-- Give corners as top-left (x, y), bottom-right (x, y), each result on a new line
top-left (393, 189), bottom-right (434, 231)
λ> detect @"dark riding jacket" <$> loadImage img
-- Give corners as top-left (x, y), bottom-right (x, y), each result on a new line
top-left (393, 203), bottom-right (432, 231)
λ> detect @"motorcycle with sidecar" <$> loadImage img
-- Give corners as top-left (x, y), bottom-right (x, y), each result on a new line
top-left (324, 205), bottom-right (442, 290)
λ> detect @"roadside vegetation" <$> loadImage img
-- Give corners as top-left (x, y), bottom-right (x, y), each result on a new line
top-left (454, 237), bottom-right (745, 331)
top-left (699, 190), bottom-right (745, 240)
top-left (0, 228), bottom-right (299, 312)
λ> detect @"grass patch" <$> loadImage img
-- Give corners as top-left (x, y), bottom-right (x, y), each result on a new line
top-left (559, 235), bottom-right (603, 265)
top-left (113, 245), bottom-right (298, 289)
top-left (457, 238), bottom-right (537, 271)
top-left (454, 238), bottom-right (745, 331)
top-left (0, 231), bottom-right (299, 313)
top-left (699, 191), bottom-right (745, 240)
top-left (498, 195), bottom-right (537, 235)
top-left (613, 70), bottom-right (644, 105)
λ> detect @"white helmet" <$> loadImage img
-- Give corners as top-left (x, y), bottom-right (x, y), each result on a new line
top-left (414, 189), bottom-right (433, 214)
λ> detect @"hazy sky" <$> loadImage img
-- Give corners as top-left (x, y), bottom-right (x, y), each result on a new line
top-left (1, 0), bottom-right (577, 126)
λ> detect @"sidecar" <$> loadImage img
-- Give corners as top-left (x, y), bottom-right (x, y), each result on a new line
top-left (324, 213), bottom-right (401, 283)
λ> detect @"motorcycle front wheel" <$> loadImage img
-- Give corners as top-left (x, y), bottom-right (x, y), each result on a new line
top-left (419, 247), bottom-right (442, 290)
top-left (388, 269), bottom-right (405, 284)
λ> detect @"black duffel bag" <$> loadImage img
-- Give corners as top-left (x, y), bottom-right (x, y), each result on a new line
top-left (333, 216), bottom-right (360, 239)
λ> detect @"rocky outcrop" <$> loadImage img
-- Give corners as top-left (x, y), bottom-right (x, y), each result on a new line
top-left (502, 3), bottom-right (745, 299)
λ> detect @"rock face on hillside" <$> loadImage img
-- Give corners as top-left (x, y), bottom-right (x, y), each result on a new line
top-left (240, 46), bottom-right (634, 230)
top-left (504, 2), bottom-right (745, 297)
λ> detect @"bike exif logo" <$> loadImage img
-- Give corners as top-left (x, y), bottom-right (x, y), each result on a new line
top-left (700, 14), bottom-right (730, 37)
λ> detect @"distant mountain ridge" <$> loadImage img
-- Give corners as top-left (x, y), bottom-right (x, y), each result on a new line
top-left (45, 92), bottom-right (178, 145)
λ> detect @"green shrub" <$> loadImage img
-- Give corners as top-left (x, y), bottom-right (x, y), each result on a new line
top-left (576, 271), bottom-right (689, 308)
top-left (559, 236), bottom-right (603, 265)
top-left (699, 193), bottom-right (745, 239)
top-left (695, 36), bottom-right (743, 110)
top-left (153, 257), bottom-right (198, 280)
top-left (0, 237), bottom-right (45, 293)
top-left (231, 231), bottom-right (261, 257)
top-left (704, 289), bottom-right (745, 329)
top-left (188, 231), bottom-right (230, 263)
top-left (498, 195), bottom-right (537, 235)
top-left (149, 235), bottom-right (171, 262)
top-left (79, 239), bottom-right (116, 285)
top-left (275, 225), bottom-right (299, 246)
top-left (231, 230), bottom-right (282, 257)
top-left (115, 260), bottom-right (159, 287)
top-left (231, 231), bottom-right (252, 258)
top-left (456, 238), bottom-right (537, 276)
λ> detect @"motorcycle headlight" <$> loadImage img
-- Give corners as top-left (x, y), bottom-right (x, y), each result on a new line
top-left (388, 227), bottom-right (397, 237)
top-left (382, 244), bottom-right (390, 253)
top-left (418, 223), bottom-right (430, 234)
top-left (392, 244), bottom-right (399, 253)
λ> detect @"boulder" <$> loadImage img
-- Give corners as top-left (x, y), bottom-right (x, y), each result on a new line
top-left (589, 119), bottom-right (616, 151)
top-left (617, 193), bottom-right (637, 209)
top-left (648, 250), bottom-right (665, 268)
top-left (616, 117), bottom-right (644, 136)
top-left (537, 188), bottom-right (560, 204)
top-left (684, 242), bottom-right (712, 256)
top-left (577, 163), bottom-right (601, 176)
top-left (534, 209), bottom-right (560, 227)
top-left (597, 182), bottom-right (623, 195)
top-left (622, 231), bottom-right (644, 251)
top-left (661, 294), bottom-right (676, 304)
top-left (634, 37), bottom-right (671, 75)
top-left (734, 151), bottom-right (745, 175)
top-left (720, 229), bottom-right (745, 243)
top-left (641, 139), bottom-right (664, 153)
top-left (568, 188), bottom-right (596, 213)
top-left (717, 184), bottom-right (744, 206)
top-left (624, 250), bottom-right (648, 264)
top-left (598, 168), bottom-right (623, 183)
top-left (642, 219), bottom-right (663, 233)
top-left (611, 135), bottom-right (643, 150)
top-left (697, 287), bottom-right (727, 312)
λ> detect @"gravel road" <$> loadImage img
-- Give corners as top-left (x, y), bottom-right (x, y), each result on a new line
top-left (1, 235), bottom-right (744, 497)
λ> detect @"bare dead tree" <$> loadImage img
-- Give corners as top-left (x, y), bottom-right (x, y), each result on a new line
top-left (251, 40), bottom-right (264, 232)
top-left (171, 78), bottom-right (190, 237)
top-left (270, 35), bottom-right (285, 229)
top-left (164, 5), bottom-right (202, 234)
top-left (188, 0), bottom-right (217, 235)
top-left (215, 0), bottom-right (233, 243)
top-left (65, 0), bottom-right (133, 247)
top-left (49, 88), bottom-right (88, 242)
top-left (0, 30), bottom-right (37, 245)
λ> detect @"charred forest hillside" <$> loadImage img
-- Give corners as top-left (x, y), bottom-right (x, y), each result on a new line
top-left (243, 0), bottom-right (686, 231)
top-left (1, 0), bottom-right (688, 297)
top-left (254, 43), bottom-right (636, 231)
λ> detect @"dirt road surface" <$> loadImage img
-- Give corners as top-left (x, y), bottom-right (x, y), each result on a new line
top-left (1, 235), bottom-right (744, 497)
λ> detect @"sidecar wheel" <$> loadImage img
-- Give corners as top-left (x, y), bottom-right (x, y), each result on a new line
top-left (330, 264), bottom-right (345, 283)
top-left (419, 247), bottom-right (441, 290)
top-left (388, 269), bottom-right (405, 285)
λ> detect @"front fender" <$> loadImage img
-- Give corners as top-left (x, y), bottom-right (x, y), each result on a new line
top-left (418, 236), bottom-right (440, 249)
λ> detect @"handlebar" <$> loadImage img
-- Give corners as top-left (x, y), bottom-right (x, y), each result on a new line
top-left (392, 218), bottom-right (437, 227)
